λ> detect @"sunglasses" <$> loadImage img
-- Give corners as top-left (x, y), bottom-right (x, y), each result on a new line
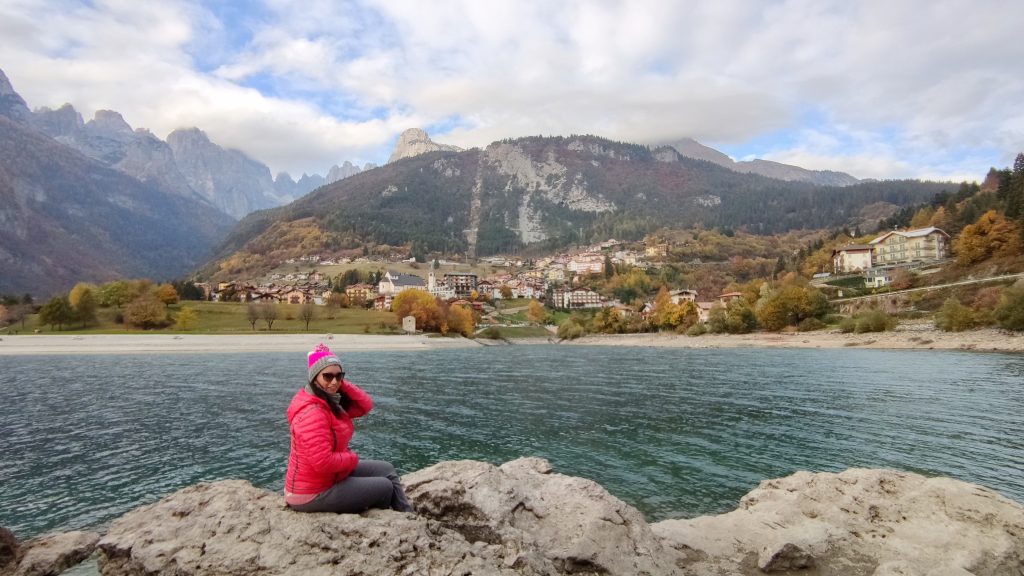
top-left (320, 371), bottom-right (345, 383)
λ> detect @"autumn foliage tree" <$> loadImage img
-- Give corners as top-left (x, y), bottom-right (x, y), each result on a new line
top-left (392, 290), bottom-right (444, 332)
top-left (155, 284), bottom-right (179, 307)
top-left (755, 282), bottom-right (830, 331)
top-left (69, 282), bottom-right (98, 327)
top-left (527, 300), bottom-right (548, 324)
top-left (443, 303), bottom-right (475, 336)
top-left (123, 295), bottom-right (169, 329)
top-left (393, 290), bottom-right (475, 336)
top-left (954, 210), bottom-right (1022, 266)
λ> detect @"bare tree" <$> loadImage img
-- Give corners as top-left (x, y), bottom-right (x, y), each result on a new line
top-left (247, 302), bottom-right (260, 330)
top-left (259, 302), bottom-right (278, 331)
top-left (300, 301), bottom-right (316, 330)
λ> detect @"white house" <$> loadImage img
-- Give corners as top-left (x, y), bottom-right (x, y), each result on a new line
top-left (832, 244), bottom-right (874, 274)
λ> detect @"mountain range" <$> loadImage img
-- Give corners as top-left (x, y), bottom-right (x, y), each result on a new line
top-left (0, 67), bottom-right (955, 295)
top-left (0, 112), bottom-right (233, 295)
top-left (0, 68), bottom-right (377, 295)
top-left (206, 135), bottom-right (951, 280)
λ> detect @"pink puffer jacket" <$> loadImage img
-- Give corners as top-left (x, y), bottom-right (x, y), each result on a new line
top-left (284, 381), bottom-right (373, 497)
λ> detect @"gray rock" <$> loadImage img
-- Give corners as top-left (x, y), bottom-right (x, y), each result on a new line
top-left (96, 479), bottom-right (538, 576)
top-left (8, 531), bottom-right (99, 576)
top-left (758, 542), bottom-right (815, 572)
top-left (0, 526), bottom-right (20, 572)
top-left (77, 461), bottom-right (1024, 576)
top-left (653, 468), bottom-right (1024, 575)
top-left (404, 457), bottom-right (680, 575)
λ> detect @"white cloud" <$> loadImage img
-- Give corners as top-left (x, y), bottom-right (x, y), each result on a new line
top-left (1, 0), bottom-right (1023, 179)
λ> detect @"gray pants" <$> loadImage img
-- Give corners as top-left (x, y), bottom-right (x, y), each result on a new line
top-left (289, 459), bottom-right (413, 514)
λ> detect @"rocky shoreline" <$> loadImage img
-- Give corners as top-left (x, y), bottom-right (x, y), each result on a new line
top-left (3, 458), bottom-right (1022, 576)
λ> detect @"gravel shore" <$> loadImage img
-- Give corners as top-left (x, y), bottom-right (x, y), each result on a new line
top-left (2, 322), bottom-right (1021, 355)
top-left (568, 320), bottom-right (1024, 352)
top-left (0, 333), bottom-right (482, 355)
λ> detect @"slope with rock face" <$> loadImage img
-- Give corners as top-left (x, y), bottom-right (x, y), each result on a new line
top-left (668, 137), bottom-right (861, 186)
top-left (0, 70), bottom-right (32, 125)
top-left (388, 128), bottom-right (462, 163)
top-left (0, 115), bottom-right (234, 295)
top-left (1, 68), bottom-right (349, 221)
top-left (33, 106), bottom-right (202, 200)
top-left (166, 127), bottom-right (289, 219)
top-left (206, 134), bottom-right (948, 278)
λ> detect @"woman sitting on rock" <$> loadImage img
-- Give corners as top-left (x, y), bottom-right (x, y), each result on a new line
top-left (284, 343), bottom-right (413, 513)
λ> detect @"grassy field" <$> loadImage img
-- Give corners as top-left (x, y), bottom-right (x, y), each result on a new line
top-left (6, 301), bottom-right (402, 335)
top-left (477, 326), bottom-right (553, 339)
top-left (262, 259), bottom-right (509, 284)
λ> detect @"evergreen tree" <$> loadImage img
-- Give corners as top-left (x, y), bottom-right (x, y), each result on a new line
top-left (773, 256), bottom-right (786, 277)
top-left (39, 296), bottom-right (73, 331)
top-left (1008, 153), bottom-right (1024, 221)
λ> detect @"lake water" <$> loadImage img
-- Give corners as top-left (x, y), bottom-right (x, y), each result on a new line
top-left (2, 345), bottom-right (1023, 541)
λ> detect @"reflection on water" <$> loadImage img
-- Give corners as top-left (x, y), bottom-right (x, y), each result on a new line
top-left (1, 346), bottom-right (1022, 539)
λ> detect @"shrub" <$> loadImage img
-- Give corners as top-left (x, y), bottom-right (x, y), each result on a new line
top-left (934, 298), bottom-right (975, 332)
top-left (838, 317), bottom-right (857, 333)
top-left (557, 318), bottom-right (586, 340)
top-left (854, 309), bottom-right (897, 333)
top-left (479, 326), bottom-right (503, 339)
top-left (995, 282), bottom-right (1024, 331)
top-left (174, 307), bottom-right (199, 331)
top-left (797, 317), bottom-right (826, 332)
top-left (685, 323), bottom-right (706, 336)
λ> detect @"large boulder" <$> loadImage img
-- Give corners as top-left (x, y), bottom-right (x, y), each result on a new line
top-left (404, 457), bottom-right (681, 574)
top-left (89, 462), bottom-right (1024, 576)
top-left (652, 468), bottom-right (1024, 575)
top-left (0, 528), bottom-right (99, 576)
top-left (96, 458), bottom-right (683, 576)
top-left (96, 479), bottom-right (540, 576)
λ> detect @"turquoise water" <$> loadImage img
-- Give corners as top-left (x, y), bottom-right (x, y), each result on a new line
top-left (1, 346), bottom-right (1022, 539)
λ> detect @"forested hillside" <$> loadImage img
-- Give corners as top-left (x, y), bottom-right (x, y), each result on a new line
top-left (0, 116), bottom-right (234, 295)
top-left (205, 135), bottom-right (951, 278)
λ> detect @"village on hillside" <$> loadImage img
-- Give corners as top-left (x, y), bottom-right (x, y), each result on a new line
top-left (197, 225), bottom-right (954, 327)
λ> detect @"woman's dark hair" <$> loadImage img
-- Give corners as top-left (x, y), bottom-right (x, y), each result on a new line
top-left (309, 379), bottom-right (353, 417)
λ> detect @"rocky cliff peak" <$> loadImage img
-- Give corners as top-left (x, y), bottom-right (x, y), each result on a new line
top-left (0, 68), bottom-right (32, 123)
top-left (167, 127), bottom-right (282, 219)
top-left (86, 110), bottom-right (133, 135)
top-left (0, 69), bottom-right (18, 96)
top-left (166, 126), bottom-right (212, 148)
top-left (326, 160), bottom-right (361, 183)
top-left (388, 128), bottom-right (462, 163)
top-left (33, 104), bottom-right (84, 137)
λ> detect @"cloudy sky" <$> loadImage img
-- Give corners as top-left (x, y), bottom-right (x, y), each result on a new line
top-left (2, 0), bottom-right (1022, 182)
